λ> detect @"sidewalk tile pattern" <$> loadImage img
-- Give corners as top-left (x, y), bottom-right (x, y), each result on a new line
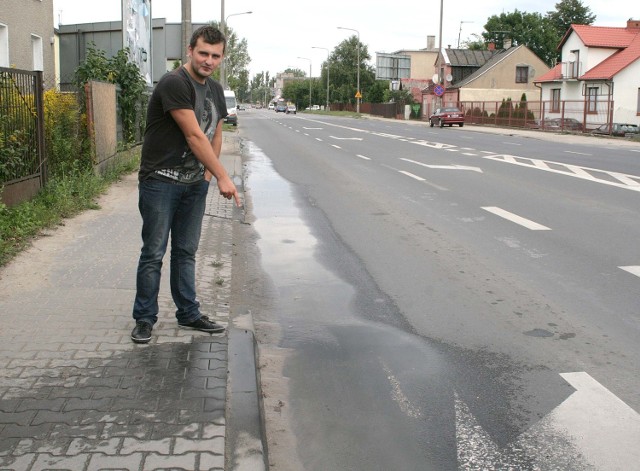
top-left (0, 174), bottom-right (235, 471)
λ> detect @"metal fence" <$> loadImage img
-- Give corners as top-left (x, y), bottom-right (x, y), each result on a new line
top-left (459, 99), bottom-right (613, 133)
top-left (0, 68), bottom-right (46, 205)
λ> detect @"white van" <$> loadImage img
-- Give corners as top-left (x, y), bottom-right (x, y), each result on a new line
top-left (223, 90), bottom-right (238, 126)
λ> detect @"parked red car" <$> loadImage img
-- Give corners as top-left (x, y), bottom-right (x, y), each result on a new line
top-left (429, 107), bottom-right (465, 128)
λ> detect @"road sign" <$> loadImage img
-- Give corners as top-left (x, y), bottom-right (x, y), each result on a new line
top-left (434, 84), bottom-right (445, 96)
top-left (355, 91), bottom-right (362, 99)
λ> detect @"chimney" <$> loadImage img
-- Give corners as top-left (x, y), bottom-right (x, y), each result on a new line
top-left (488, 42), bottom-right (495, 51)
top-left (627, 19), bottom-right (640, 29)
top-left (503, 38), bottom-right (512, 49)
top-left (427, 35), bottom-right (436, 50)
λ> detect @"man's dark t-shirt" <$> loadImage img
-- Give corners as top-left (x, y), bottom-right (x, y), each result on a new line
top-left (139, 67), bottom-right (227, 183)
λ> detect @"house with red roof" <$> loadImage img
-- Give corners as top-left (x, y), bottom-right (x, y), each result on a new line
top-left (535, 19), bottom-right (640, 128)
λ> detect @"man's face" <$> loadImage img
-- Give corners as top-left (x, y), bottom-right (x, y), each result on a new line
top-left (187, 37), bottom-right (224, 80)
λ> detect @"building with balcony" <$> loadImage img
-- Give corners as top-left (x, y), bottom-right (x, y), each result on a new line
top-left (535, 19), bottom-right (640, 127)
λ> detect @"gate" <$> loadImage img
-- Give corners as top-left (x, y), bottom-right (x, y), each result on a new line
top-left (0, 68), bottom-right (46, 206)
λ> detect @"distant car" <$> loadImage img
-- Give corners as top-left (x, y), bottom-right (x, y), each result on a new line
top-left (237, 103), bottom-right (245, 111)
top-left (275, 103), bottom-right (287, 113)
top-left (546, 118), bottom-right (583, 131)
top-left (286, 104), bottom-right (297, 114)
top-left (429, 107), bottom-right (464, 127)
top-left (268, 103), bottom-right (275, 110)
top-left (591, 123), bottom-right (639, 137)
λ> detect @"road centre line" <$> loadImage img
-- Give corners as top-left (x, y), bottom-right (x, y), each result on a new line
top-left (399, 171), bottom-right (426, 181)
top-left (331, 144), bottom-right (342, 149)
top-left (315, 138), bottom-right (323, 141)
top-left (482, 206), bottom-right (551, 231)
top-left (619, 266), bottom-right (640, 278)
top-left (565, 150), bottom-right (592, 156)
top-left (356, 154), bottom-right (371, 160)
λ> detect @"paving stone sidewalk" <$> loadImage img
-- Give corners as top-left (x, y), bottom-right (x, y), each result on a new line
top-left (0, 136), bottom-right (245, 471)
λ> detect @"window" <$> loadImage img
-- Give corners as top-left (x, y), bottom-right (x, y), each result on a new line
top-left (31, 34), bottom-right (43, 71)
top-left (516, 66), bottom-right (529, 83)
top-left (551, 89), bottom-right (561, 112)
top-left (0, 24), bottom-right (8, 67)
top-left (570, 50), bottom-right (580, 78)
top-left (587, 87), bottom-right (598, 114)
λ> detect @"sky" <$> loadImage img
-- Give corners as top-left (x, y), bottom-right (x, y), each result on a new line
top-left (52, 0), bottom-right (636, 79)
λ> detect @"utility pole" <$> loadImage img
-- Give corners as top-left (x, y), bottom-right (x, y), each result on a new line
top-left (181, 0), bottom-right (192, 65)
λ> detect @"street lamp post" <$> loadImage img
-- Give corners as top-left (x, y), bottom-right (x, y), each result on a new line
top-left (297, 56), bottom-right (312, 111)
top-left (312, 46), bottom-right (330, 111)
top-left (337, 26), bottom-right (360, 113)
top-left (457, 21), bottom-right (473, 48)
top-left (220, 10), bottom-right (252, 89)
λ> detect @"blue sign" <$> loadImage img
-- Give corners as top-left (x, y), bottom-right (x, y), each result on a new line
top-left (434, 84), bottom-right (445, 96)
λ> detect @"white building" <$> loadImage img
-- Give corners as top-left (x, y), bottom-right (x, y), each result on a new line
top-left (535, 19), bottom-right (640, 127)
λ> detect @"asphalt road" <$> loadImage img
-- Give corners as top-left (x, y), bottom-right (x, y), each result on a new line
top-left (234, 109), bottom-right (640, 471)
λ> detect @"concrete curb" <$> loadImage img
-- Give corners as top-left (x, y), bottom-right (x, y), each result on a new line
top-left (221, 130), bottom-right (268, 471)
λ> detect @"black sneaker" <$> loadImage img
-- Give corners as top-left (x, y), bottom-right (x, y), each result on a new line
top-left (178, 315), bottom-right (225, 333)
top-left (131, 321), bottom-right (153, 344)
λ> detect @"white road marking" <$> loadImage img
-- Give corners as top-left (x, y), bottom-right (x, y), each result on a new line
top-left (484, 154), bottom-right (640, 192)
top-left (565, 150), bottom-right (591, 156)
top-left (399, 171), bottom-right (426, 181)
top-left (330, 136), bottom-right (363, 141)
top-left (456, 371), bottom-right (640, 470)
top-left (381, 361), bottom-right (422, 419)
top-left (555, 372), bottom-right (640, 471)
top-left (481, 206), bottom-right (551, 230)
top-left (331, 145), bottom-right (341, 149)
top-left (400, 158), bottom-right (482, 173)
top-left (356, 154), bottom-right (371, 160)
top-left (315, 138), bottom-right (323, 141)
top-left (619, 266), bottom-right (640, 277)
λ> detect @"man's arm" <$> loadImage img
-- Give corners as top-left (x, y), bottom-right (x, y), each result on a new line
top-left (169, 108), bottom-right (239, 205)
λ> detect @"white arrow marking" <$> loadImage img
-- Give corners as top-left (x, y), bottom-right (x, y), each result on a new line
top-left (330, 136), bottom-right (363, 141)
top-left (554, 372), bottom-right (640, 471)
top-left (620, 265), bottom-right (640, 278)
top-left (401, 158), bottom-right (483, 173)
top-left (457, 372), bottom-right (640, 470)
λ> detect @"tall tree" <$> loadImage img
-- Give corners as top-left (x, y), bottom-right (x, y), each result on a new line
top-left (207, 21), bottom-right (251, 90)
top-left (328, 36), bottom-right (375, 105)
top-left (547, 0), bottom-right (596, 38)
top-left (483, 10), bottom-right (561, 66)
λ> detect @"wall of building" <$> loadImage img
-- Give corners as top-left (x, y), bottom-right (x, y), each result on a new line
top-left (57, 19), bottom-right (205, 88)
top-left (1, 0), bottom-right (55, 81)
top-left (613, 64), bottom-right (640, 123)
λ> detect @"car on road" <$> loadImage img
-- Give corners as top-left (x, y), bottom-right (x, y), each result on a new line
top-left (591, 123), bottom-right (639, 137)
top-left (275, 102), bottom-right (287, 113)
top-left (286, 104), bottom-right (297, 114)
top-left (268, 103), bottom-right (275, 110)
top-left (429, 107), bottom-right (464, 127)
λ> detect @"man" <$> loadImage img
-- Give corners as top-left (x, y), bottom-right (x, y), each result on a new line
top-left (131, 26), bottom-right (240, 344)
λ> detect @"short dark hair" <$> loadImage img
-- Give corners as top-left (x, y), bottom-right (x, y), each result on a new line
top-left (189, 26), bottom-right (226, 53)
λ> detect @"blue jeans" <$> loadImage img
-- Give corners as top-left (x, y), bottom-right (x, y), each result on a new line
top-left (132, 178), bottom-right (209, 325)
